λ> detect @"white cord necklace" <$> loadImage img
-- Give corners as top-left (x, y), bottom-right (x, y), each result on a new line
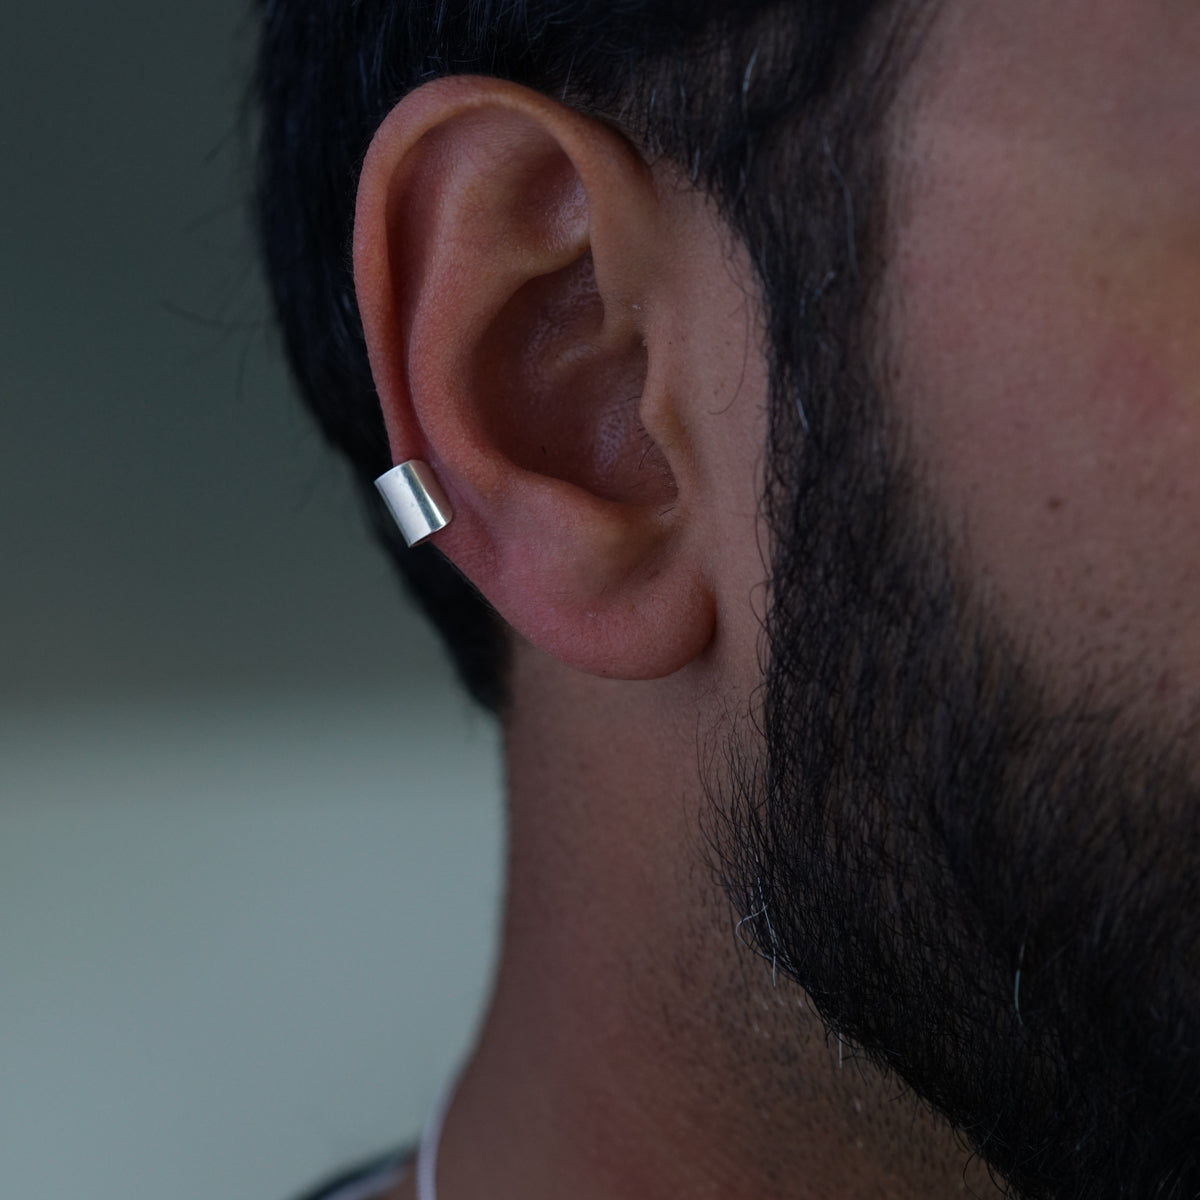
top-left (416, 1077), bottom-right (458, 1200)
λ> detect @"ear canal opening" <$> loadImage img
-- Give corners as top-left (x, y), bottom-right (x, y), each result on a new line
top-left (473, 250), bottom-right (678, 510)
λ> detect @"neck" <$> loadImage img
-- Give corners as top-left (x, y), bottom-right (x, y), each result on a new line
top-left (428, 643), bottom-right (997, 1200)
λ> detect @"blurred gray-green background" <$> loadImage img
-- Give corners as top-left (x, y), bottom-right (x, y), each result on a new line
top-left (0, 4), bottom-right (503, 1199)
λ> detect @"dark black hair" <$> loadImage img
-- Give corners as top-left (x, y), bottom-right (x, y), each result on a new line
top-left (252, 0), bottom-right (911, 712)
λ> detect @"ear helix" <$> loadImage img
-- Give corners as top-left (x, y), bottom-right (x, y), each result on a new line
top-left (375, 460), bottom-right (455, 547)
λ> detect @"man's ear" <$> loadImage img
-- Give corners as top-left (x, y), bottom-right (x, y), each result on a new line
top-left (354, 76), bottom-right (716, 679)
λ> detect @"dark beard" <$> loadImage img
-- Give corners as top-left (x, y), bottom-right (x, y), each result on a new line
top-left (715, 370), bottom-right (1200, 1196)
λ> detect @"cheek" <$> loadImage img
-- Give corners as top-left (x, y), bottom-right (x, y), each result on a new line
top-left (889, 172), bottom-right (1200, 705)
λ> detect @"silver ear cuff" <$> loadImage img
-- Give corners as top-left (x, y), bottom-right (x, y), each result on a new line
top-left (374, 460), bottom-right (454, 547)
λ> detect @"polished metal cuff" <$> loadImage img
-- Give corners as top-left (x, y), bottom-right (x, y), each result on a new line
top-left (374, 460), bottom-right (454, 547)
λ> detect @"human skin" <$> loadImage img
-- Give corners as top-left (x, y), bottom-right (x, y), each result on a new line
top-left (357, 1), bottom-right (1200, 1196)
top-left (889, 0), bottom-right (1200, 726)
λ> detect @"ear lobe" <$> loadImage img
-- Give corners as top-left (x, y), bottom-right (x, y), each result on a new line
top-left (353, 76), bottom-right (716, 679)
